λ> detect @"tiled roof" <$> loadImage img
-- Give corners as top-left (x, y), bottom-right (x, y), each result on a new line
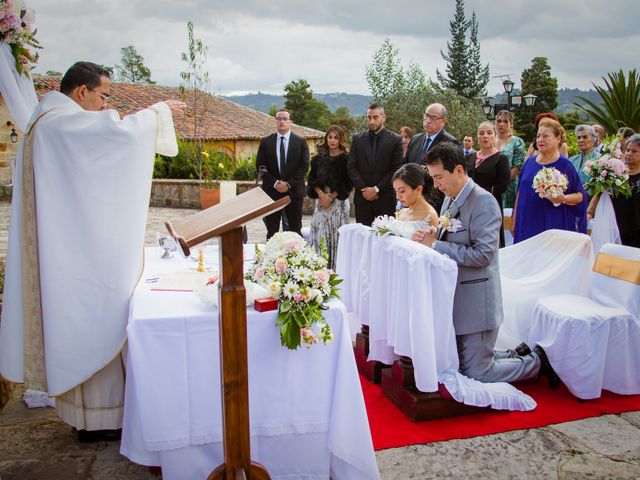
top-left (33, 76), bottom-right (324, 141)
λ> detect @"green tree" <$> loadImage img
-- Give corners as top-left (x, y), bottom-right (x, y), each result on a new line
top-left (365, 37), bottom-right (405, 102)
top-left (575, 69), bottom-right (640, 132)
top-left (283, 78), bottom-right (331, 131)
top-left (436, 0), bottom-right (489, 98)
top-left (116, 45), bottom-right (155, 84)
top-left (466, 12), bottom-right (490, 98)
top-left (180, 21), bottom-right (212, 181)
top-left (45, 70), bottom-right (61, 77)
top-left (365, 38), bottom-right (484, 136)
top-left (514, 57), bottom-right (559, 142)
top-left (329, 106), bottom-right (357, 138)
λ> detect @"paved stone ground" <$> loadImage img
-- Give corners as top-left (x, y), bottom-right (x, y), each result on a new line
top-left (1, 201), bottom-right (640, 479)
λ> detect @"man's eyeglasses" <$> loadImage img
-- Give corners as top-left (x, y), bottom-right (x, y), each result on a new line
top-left (275, 116), bottom-right (290, 122)
top-left (91, 89), bottom-right (110, 102)
top-left (423, 113), bottom-right (443, 121)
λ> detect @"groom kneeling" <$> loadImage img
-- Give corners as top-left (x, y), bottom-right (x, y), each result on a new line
top-left (413, 142), bottom-right (558, 386)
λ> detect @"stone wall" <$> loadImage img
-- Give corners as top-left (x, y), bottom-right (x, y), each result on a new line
top-left (150, 179), bottom-right (354, 216)
top-left (0, 98), bottom-right (21, 186)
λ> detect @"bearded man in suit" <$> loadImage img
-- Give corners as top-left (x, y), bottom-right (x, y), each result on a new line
top-left (413, 142), bottom-right (559, 387)
top-left (347, 103), bottom-right (403, 226)
top-left (256, 108), bottom-right (310, 239)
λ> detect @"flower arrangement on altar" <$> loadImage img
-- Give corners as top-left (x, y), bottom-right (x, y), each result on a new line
top-left (0, 0), bottom-right (40, 77)
top-left (532, 167), bottom-right (568, 207)
top-left (583, 154), bottom-right (631, 198)
top-left (245, 232), bottom-right (341, 350)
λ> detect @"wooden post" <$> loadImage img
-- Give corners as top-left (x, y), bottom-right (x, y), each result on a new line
top-left (208, 228), bottom-right (269, 479)
top-left (166, 188), bottom-right (287, 479)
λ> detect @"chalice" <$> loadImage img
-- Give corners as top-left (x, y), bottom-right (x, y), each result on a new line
top-left (158, 236), bottom-right (177, 259)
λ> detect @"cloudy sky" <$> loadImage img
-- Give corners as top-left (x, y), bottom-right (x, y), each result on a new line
top-left (27, 0), bottom-right (640, 98)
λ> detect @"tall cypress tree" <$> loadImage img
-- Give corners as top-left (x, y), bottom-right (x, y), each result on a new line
top-left (466, 12), bottom-right (490, 98)
top-left (437, 0), bottom-right (490, 99)
top-left (436, 0), bottom-right (469, 95)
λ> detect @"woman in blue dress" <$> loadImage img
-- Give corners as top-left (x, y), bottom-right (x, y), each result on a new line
top-left (513, 119), bottom-right (587, 243)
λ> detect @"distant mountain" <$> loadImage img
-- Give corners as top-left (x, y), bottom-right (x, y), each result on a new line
top-left (226, 89), bottom-right (602, 118)
top-left (556, 88), bottom-right (602, 115)
top-left (223, 92), bottom-right (372, 115)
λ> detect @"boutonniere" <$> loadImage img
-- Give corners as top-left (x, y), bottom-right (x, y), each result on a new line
top-left (438, 208), bottom-right (463, 233)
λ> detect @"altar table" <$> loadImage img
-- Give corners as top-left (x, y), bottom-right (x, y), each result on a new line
top-left (120, 246), bottom-right (380, 480)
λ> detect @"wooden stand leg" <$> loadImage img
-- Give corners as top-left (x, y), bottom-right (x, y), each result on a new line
top-left (354, 325), bottom-right (390, 384)
top-left (208, 228), bottom-right (270, 480)
top-left (381, 356), bottom-right (488, 422)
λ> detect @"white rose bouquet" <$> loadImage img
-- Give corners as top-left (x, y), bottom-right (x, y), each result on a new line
top-left (245, 232), bottom-right (341, 350)
top-left (532, 167), bottom-right (569, 207)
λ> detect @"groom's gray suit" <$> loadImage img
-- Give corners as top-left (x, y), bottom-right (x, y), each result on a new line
top-left (433, 178), bottom-right (541, 383)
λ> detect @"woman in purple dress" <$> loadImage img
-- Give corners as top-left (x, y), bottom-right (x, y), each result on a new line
top-left (513, 119), bottom-right (587, 243)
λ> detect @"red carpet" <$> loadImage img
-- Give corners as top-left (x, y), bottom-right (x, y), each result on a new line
top-left (361, 375), bottom-right (640, 451)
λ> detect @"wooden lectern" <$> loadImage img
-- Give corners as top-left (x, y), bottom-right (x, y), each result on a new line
top-left (166, 187), bottom-right (289, 480)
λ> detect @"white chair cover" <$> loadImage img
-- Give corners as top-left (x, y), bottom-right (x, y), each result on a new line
top-left (591, 192), bottom-right (622, 256)
top-left (529, 243), bottom-right (640, 399)
top-left (497, 230), bottom-right (594, 350)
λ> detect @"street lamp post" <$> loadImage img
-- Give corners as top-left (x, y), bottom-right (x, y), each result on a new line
top-left (481, 76), bottom-right (537, 119)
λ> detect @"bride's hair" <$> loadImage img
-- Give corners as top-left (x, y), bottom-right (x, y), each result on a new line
top-left (392, 163), bottom-right (426, 190)
top-left (392, 163), bottom-right (438, 203)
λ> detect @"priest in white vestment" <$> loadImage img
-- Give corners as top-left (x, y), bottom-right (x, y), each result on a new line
top-left (0, 61), bottom-right (181, 440)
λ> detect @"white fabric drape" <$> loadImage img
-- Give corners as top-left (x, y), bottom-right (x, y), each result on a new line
top-left (0, 92), bottom-right (178, 396)
top-left (497, 229), bottom-right (594, 350)
top-left (121, 246), bottom-right (380, 480)
top-left (0, 43), bottom-right (38, 131)
top-left (590, 192), bottom-right (621, 256)
top-left (337, 224), bottom-right (536, 412)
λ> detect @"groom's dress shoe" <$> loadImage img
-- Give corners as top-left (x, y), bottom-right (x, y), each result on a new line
top-left (534, 346), bottom-right (561, 389)
top-left (514, 342), bottom-right (532, 356)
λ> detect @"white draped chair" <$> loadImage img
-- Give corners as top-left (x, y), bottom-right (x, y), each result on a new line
top-left (528, 243), bottom-right (640, 400)
top-left (497, 229), bottom-right (594, 350)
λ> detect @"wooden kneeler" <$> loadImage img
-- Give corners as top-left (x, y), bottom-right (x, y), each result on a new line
top-left (166, 187), bottom-right (289, 480)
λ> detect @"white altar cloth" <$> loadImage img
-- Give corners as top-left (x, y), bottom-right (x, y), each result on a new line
top-left (121, 246), bottom-right (379, 480)
top-left (336, 224), bottom-right (536, 411)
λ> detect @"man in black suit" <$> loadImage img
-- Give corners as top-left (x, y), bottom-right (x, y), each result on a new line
top-left (256, 108), bottom-right (310, 239)
top-left (405, 103), bottom-right (460, 164)
top-left (405, 103), bottom-right (460, 211)
top-left (347, 104), bottom-right (404, 226)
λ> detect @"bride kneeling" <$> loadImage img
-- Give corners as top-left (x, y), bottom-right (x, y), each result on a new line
top-left (392, 163), bottom-right (439, 236)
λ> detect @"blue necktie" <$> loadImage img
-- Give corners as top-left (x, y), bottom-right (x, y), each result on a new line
top-left (279, 136), bottom-right (286, 175)
top-left (420, 136), bottom-right (432, 161)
